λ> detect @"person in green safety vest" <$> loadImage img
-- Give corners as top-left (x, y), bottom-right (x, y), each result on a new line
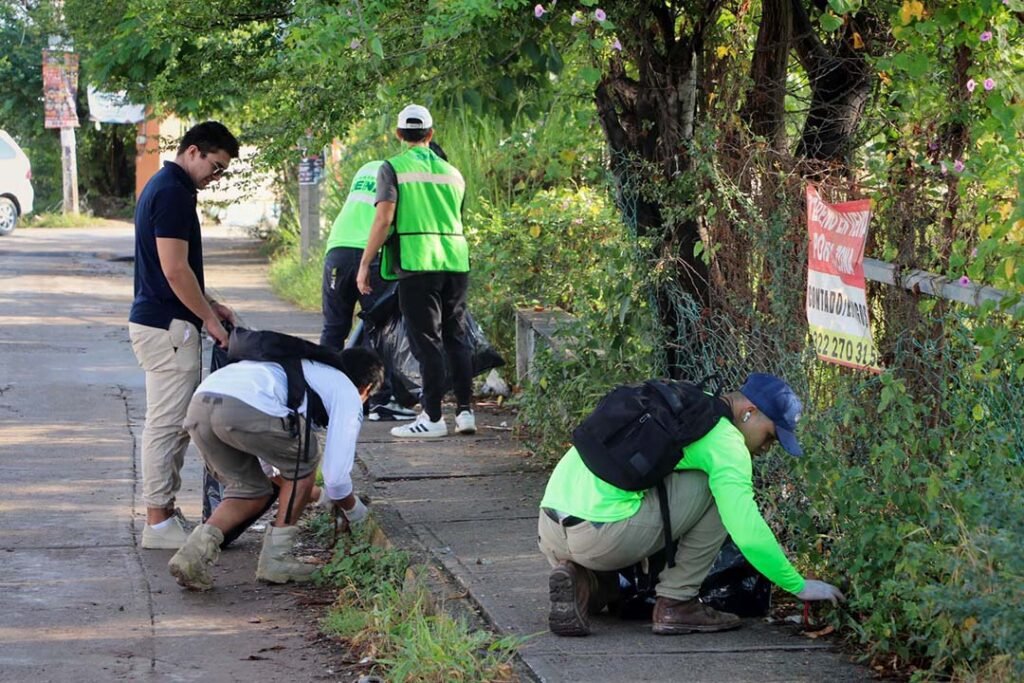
top-left (356, 104), bottom-right (476, 439)
top-left (538, 373), bottom-right (846, 637)
top-left (320, 159), bottom-right (415, 422)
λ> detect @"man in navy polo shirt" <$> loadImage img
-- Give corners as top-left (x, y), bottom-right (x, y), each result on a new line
top-left (129, 121), bottom-right (240, 549)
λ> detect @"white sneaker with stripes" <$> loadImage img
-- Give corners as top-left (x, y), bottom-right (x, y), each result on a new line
top-left (454, 410), bottom-right (477, 435)
top-left (390, 412), bottom-right (448, 438)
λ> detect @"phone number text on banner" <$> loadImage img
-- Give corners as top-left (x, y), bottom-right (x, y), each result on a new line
top-left (805, 185), bottom-right (881, 372)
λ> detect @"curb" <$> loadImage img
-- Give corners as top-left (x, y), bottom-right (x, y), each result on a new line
top-left (359, 494), bottom-right (540, 683)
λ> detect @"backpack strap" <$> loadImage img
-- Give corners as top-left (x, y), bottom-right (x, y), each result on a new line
top-left (656, 480), bottom-right (677, 568)
top-left (283, 412), bottom-right (313, 525)
top-left (649, 380), bottom-right (684, 414)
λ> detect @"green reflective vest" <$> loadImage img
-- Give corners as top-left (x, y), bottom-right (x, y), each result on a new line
top-left (380, 146), bottom-right (468, 280)
top-left (324, 160), bottom-right (383, 253)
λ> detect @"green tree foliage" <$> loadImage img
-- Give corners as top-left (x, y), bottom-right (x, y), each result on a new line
top-left (1, 1), bottom-right (137, 212)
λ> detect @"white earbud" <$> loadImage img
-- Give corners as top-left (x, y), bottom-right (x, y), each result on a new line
top-left (742, 411), bottom-right (751, 423)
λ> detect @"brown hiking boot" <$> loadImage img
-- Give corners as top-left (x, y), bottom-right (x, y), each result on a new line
top-left (651, 597), bottom-right (742, 635)
top-left (548, 561), bottom-right (592, 636)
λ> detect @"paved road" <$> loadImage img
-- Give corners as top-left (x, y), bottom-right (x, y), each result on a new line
top-left (0, 225), bottom-right (338, 682)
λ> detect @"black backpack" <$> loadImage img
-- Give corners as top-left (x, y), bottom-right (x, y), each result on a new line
top-left (571, 377), bottom-right (731, 566)
top-left (219, 325), bottom-right (351, 523)
top-left (226, 326), bottom-right (349, 428)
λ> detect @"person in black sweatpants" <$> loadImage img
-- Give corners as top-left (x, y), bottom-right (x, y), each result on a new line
top-left (396, 271), bottom-right (474, 428)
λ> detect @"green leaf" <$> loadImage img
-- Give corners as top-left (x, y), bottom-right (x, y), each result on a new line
top-left (971, 404), bottom-right (985, 421)
top-left (580, 66), bottom-right (602, 85)
top-left (819, 12), bottom-right (843, 31)
top-left (547, 44), bottom-right (564, 74)
top-left (370, 36), bottom-right (384, 59)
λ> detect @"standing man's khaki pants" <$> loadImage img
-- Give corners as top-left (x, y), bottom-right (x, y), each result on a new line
top-left (129, 320), bottom-right (202, 509)
top-left (537, 470), bottom-right (728, 602)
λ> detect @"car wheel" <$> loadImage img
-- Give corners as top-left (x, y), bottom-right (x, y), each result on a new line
top-left (0, 196), bottom-right (18, 236)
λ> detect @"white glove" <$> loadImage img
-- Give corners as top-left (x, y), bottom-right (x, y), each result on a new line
top-left (341, 496), bottom-right (369, 525)
top-left (795, 579), bottom-right (846, 604)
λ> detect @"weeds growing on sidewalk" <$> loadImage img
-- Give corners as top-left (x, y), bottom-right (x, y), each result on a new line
top-left (313, 515), bottom-right (521, 682)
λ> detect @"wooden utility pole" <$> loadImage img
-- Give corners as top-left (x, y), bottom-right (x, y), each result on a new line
top-left (43, 33), bottom-right (80, 215)
top-left (59, 126), bottom-right (79, 214)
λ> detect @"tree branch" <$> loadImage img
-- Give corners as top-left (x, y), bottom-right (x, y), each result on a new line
top-left (790, 0), bottom-right (827, 75)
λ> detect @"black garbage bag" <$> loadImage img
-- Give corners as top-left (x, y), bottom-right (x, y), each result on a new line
top-left (202, 337), bottom-right (232, 525)
top-left (614, 538), bottom-right (772, 620)
top-left (356, 285), bottom-right (505, 407)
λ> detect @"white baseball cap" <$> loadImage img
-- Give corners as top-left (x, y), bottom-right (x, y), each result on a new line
top-left (397, 104), bottom-right (433, 130)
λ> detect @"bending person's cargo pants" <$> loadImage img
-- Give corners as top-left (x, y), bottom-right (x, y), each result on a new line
top-left (129, 319), bottom-right (202, 509)
top-left (537, 470), bottom-right (727, 602)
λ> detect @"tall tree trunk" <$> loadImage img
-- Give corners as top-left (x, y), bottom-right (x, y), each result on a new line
top-left (593, 2), bottom-right (723, 372)
top-left (742, 0), bottom-right (793, 148)
top-left (791, 0), bottom-right (875, 170)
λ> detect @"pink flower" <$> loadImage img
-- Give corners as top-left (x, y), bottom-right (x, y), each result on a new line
top-left (612, 38), bottom-right (622, 51)
top-left (958, 276), bottom-right (971, 286)
top-left (980, 31), bottom-right (993, 42)
top-left (570, 11), bottom-right (582, 25)
top-left (966, 78), bottom-right (977, 92)
top-left (984, 78), bottom-right (996, 90)
top-left (954, 159), bottom-right (965, 173)
top-left (534, 4), bottom-right (545, 18)
top-left (594, 8), bottom-right (607, 21)
top-left (349, 38), bottom-right (361, 50)
top-left (940, 161), bottom-right (948, 174)
top-left (970, 247), bottom-right (978, 258)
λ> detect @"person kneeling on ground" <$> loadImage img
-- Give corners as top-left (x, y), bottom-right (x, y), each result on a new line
top-left (537, 373), bottom-right (845, 636)
top-left (168, 347), bottom-right (385, 591)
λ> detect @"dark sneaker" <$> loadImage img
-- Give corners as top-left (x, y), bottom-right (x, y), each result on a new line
top-left (368, 401), bottom-right (417, 421)
top-left (548, 561), bottom-right (593, 636)
top-left (588, 570), bottom-right (622, 615)
top-left (651, 597), bottom-right (742, 635)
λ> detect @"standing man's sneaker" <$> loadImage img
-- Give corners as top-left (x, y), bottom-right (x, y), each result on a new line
top-left (368, 401), bottom-right (417, 421)
top-left (142, 512), bottom-right (189, 549)
top-left (391, 412), bottom-right (448, 438)
top-left (168, 524), bottom-right (224, 591)
top-left (651, 597), bottom-right (742, 634)
top-left (548, 561), bottom-right (593, 636)
top-left (454, 410), bottom-right (477, 435)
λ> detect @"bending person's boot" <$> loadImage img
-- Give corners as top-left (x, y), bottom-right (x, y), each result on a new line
top-left (651, 596), bottom-right (742, 634)
top-left (255, 524), bottom-right (317, 584)
top-left (168, 524), bottom-right (225, 591)
top-left (548, 561), bottom-right (594, 636)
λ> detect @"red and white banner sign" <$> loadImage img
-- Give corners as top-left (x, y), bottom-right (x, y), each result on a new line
top-left (805, 186), bottom-right (881, 372)
top-left (42, 50), bottom-right (80, 129)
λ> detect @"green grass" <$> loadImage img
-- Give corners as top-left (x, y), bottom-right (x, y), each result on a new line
top-left (312, 517), bottom-right (522, 682)
top-left (23, 212), bottom-right (128, 228)
top-left (267, 249), bottom-right (323, 311)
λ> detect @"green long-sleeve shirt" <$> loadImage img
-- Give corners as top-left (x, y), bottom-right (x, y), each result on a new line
top-left (539, 418), bottom-right (806, 594)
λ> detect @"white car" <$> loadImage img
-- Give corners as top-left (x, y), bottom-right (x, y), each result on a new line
top-left (0, 130), bottom-right (35, 236)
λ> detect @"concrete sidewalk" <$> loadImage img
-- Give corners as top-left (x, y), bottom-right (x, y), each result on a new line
top-left (356, 410), bottom-right (873, 682)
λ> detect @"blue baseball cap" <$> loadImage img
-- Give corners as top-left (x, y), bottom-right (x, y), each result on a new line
top-left (739, 373), bottom-right (804, 456)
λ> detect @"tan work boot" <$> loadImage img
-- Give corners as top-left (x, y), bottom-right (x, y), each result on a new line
top-left (548, 561), bottom-right (593, 636)
top-left (255, 524), bottom-right (318, 584)
top-left (651, 596), bottom-right (742, 634)
top-left (167, 524), bottom-right (224, 591)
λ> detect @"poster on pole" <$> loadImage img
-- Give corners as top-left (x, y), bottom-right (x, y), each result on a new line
top-left (805, 185), bottom-right (881, 372)
top-left (42, 50), bottom-right (80, 129)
